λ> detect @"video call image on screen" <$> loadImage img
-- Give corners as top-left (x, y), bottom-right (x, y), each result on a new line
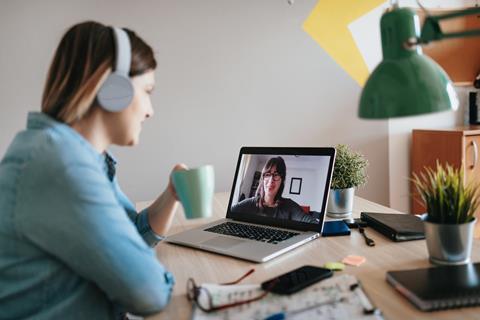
top-left (230, 154), bottom-right (331, 224)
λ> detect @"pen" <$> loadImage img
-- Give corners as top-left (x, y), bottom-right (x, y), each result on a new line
top-left (263, 297), bottom-right (345, 320)
top-left (350, 282), bottom-right (381, 315)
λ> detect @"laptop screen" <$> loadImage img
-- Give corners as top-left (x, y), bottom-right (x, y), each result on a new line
top-left (227, 147), bottom-right (335, 232)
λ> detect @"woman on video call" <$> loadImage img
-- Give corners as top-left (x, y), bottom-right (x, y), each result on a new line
top-left (231, 157), bottom-right (317, 223)
top-left (0, 21), bottom-right (184, 319)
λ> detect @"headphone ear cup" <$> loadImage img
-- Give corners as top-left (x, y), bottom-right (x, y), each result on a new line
top-left (97, 73), bottom-right (134, 112)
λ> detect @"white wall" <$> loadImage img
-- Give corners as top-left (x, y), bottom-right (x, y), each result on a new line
top-left (283, 156), bottom-right (329, 211)
top-left (0, 0), bottom-right (389, 205)
top-left (284, 168), bottom-right (323, 211)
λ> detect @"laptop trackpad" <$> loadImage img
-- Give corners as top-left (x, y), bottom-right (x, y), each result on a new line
top-left (201, 236), bottom-right (246, 249)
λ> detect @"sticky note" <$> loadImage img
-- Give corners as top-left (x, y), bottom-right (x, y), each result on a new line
top-left (342, 255), bottom-right (366, 266)
top-left (324, 262), bottom-right (345, 271)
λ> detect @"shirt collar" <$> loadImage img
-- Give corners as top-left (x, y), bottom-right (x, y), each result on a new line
top-left (27, 111), bottom-right (60, 130)
top-left (26, 112), bottom-right (117, 173)
top-left (104, 152), bottom-right (117, 181)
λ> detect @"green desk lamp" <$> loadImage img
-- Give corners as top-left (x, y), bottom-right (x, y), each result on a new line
top-left (359, 3), bottom-right (480, 119)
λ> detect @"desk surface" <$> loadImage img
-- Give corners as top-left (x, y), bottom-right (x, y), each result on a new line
top-left (139, 193), bottom-right (480, 320)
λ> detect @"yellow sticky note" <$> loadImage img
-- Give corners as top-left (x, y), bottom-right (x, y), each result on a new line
top-left (324, 262), bottom-right (345, 271)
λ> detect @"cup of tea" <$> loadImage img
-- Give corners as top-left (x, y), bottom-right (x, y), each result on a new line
top-left (171, 165), bottom-right (215, 219)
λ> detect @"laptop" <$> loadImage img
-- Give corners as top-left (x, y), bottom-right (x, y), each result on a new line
top-left (166, 147), bottom-right (336, 263)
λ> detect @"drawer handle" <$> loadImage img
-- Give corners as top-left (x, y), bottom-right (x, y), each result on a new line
top-left (471, 141), bottom-right (478, 169)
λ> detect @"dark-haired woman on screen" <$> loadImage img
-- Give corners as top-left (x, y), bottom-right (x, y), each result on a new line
top-left (232, 157), bottom-right (317, 223)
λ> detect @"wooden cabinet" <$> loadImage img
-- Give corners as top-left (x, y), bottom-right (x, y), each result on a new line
top-left (411, 127), bottom-right (480, 214)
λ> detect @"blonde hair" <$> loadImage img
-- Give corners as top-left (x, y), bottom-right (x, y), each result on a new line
top-left (41, 21), bottom-right (156, 124)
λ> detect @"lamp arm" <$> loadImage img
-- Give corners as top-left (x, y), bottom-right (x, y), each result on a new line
top-left (419, 7), bottom-right (480, 44)
top-left (441, 29), bottom-right (480, 40)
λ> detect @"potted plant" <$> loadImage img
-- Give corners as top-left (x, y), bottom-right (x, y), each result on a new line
top-left (327, 144), bottom-right (368, 218)
top-left (412, 162), bottom-right (479, 265)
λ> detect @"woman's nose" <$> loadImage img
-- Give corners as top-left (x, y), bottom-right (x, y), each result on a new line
top-left (146, 105), bottom-right (154, 118)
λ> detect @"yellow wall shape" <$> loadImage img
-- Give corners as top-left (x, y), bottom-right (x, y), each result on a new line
top-left (303, 0), bottom-right (385, 86)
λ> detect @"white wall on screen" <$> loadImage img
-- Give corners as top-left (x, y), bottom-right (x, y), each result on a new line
top-left (232, 154), bottom-right (329, 211)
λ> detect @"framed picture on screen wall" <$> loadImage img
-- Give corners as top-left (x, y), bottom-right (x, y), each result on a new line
top-left (289, 177), bottom-right (302, 195)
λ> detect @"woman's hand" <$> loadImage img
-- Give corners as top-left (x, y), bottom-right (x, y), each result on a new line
top-left (147, 163), bottom-right (188, 236)
top-left (167, 163), bottom-right (188, 201)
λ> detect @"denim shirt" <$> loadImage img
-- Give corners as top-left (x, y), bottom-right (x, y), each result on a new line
top-left (0, 112), bottom-right (175, 319)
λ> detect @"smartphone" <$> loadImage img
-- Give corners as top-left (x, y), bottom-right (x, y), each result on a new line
top-left (261, 265), bottom-right (333, 295)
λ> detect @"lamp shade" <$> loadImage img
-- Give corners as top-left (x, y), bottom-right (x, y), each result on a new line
top-left (358, 7), bottom-right (459, 119)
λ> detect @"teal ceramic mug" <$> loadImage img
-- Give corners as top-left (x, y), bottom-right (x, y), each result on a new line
top-left (171, 165), bottom-right (215, 219)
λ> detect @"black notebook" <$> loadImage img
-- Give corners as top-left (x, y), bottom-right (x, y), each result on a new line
top-left (360, 212), bottom-right (424, 241)
top-left (387, 263), bottom-right (480, 311)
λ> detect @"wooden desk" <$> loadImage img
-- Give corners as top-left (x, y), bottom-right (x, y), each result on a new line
top-left (139, 193), bottom-right (480, 320)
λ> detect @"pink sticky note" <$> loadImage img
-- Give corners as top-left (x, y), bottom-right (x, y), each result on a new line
top-left (342, 255), bottom-right (366, 266)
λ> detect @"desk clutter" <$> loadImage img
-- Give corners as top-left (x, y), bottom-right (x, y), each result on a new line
top-left (192, 274), bottom-right (383, 320)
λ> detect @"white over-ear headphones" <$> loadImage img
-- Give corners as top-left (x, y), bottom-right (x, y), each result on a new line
top-left (97, 27), bottom-right (134, 112)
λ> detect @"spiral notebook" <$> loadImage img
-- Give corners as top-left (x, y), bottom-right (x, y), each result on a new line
top-left (386, 263), bottom-right (480, 311)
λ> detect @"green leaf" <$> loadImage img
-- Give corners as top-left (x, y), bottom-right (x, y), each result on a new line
top-left (411, 162), bottom-right (479, 224)
top-left (331, 144), bottom-right (369, 189)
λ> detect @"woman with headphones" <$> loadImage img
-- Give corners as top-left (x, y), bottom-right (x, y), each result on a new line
top-left (0, 21), bottom-right (181, 318)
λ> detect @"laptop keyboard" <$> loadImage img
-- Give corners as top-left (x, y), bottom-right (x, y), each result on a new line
top-left (204, 222), bottom-right (299, 244)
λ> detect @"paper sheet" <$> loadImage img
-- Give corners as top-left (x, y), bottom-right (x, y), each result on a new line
top-left (192, 274), bottom-right (383, 320)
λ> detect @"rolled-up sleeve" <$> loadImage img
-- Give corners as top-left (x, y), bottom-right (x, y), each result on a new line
top-left (111, 179), bottom-right (165, 247)
top-left (135, 208), bottom-right (165, 247)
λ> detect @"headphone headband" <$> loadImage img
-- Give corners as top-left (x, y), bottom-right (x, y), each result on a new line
top-left (112, 27), bottom-right (131, 77)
